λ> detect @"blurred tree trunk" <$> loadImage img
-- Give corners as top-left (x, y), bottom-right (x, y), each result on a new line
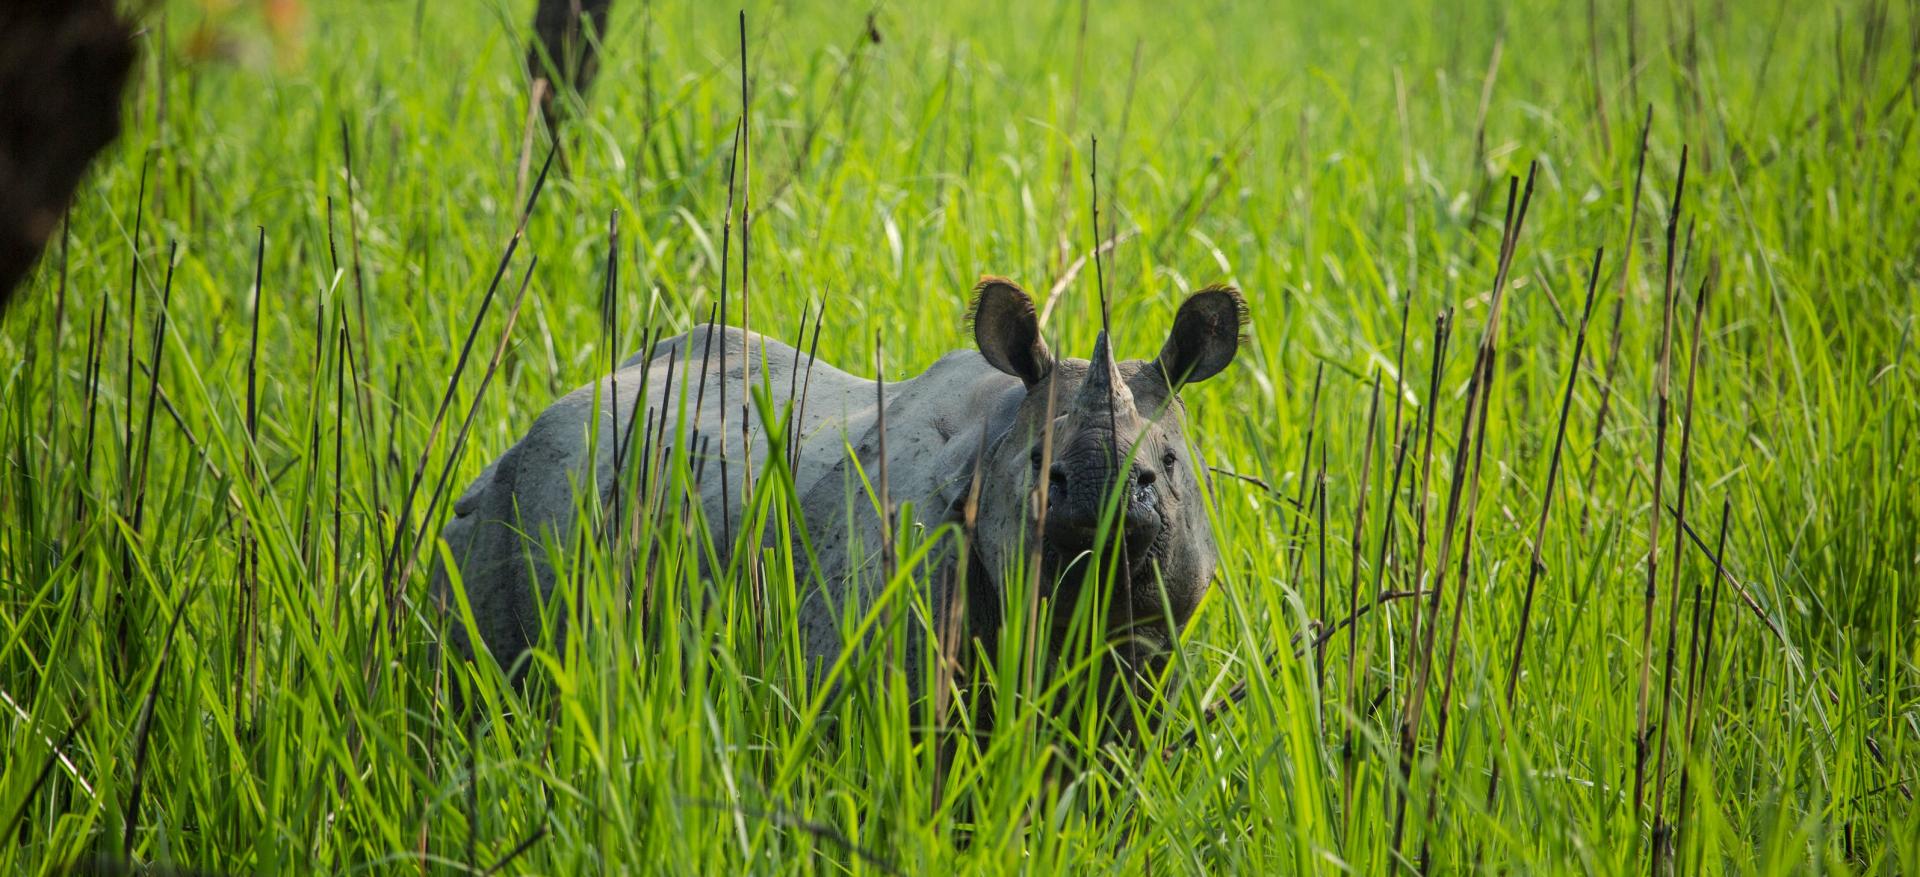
top-left (0, 0), bottom-right (134, 312)
top-left (528, 0), bottom-right (613, 133)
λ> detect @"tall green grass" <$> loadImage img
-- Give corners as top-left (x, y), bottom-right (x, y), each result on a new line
top-left (2, 0), bottom-right (1916, 872)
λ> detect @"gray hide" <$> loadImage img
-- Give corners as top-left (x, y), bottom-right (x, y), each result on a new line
top-left (433, 278), bottom-right (1247, 688)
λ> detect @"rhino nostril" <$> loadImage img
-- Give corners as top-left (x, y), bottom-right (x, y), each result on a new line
top-left (1048, 463), bottom-right (1068, 486)
top-left (1135, 468), bottom-right (1157, 487)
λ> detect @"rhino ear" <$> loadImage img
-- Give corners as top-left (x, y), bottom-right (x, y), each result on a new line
top-left (968, 276), bottom-right (1053, 387)
top-left (1155, 285), bottom-right (1248, 390)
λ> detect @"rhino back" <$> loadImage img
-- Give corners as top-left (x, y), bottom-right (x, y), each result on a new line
top-left (434, 325), bottom-right (1024, 680)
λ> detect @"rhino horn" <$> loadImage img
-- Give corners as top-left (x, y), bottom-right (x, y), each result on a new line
top-left (1076, 329), bottom-right (1136, 417)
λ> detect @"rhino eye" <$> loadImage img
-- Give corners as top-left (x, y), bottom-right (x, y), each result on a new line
top-left (1030, 448), bottom-right (1043, 471)
top-left (1161, 450), bottom-right (1178, 470)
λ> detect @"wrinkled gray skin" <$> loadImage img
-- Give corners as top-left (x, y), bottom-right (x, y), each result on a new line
top-left (433, 278), bottom-right (1247, 691)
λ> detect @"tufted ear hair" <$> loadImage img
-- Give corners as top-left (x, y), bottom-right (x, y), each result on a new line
top-left (1155, 284), bottom-right (1249, 390)
top-left (967, 276), bottom-right (1053, 387)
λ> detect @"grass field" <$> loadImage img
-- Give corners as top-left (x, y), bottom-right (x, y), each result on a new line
top-left (2, 0), bottom-right (1917, 872)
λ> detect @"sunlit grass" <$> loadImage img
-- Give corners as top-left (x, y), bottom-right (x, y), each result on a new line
top-left (2, 0), bottom-right (1916, 873)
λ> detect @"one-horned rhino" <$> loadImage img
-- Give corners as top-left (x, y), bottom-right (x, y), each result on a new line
top-left (432, 278), bottom-right (1247, 690)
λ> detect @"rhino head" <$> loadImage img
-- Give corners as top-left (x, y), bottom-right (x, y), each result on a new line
top-left (965, 278), bottom-right (1247, 685)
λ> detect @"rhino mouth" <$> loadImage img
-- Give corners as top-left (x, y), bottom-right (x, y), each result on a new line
top-left (1038, 520), bottom-right (1175, 647)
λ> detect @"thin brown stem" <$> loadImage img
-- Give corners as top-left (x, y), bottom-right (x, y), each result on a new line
top-left (717, 118), bottom-right (741, 563)
top-left (1632, 145), bottom-right (1688, 833)
top-left (1342, 373), bottom-right (1384, 818)
top-left (1287, 364), bottom-right (1327, 586)
top-left (1674, 498), bottom-right (1733, 856)
top-left (1582, 106), bottom-right (1654, 535)
top-left (1395, 162), bottom-right (1536, 858)
top-left (1651, 264), bottom-right (1715, 874)
top-left (1486, 247), bottom-right (1605, 813)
